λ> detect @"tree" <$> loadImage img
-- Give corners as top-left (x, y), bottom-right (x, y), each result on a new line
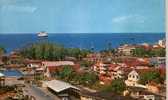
top-left (132, 48), bottom-right (147, 57)
top-left (1, 56), bottom-right (9, 65)
top-left (80, 60), bottom-right (93, 68)
top-left (150, 48), bottom-right (165, 57)
top-left (80, 72), bottom-right (98, 86)
top-left (0, 46), bottom-right (6, 55)
top-left (132, 47), bottom-right (166, 57)
top-left (20, 42), bottom-right (91, 61)
top-left (58, 65), bottom-right (75, 81)
top-left (139, 71), bottom-right (163, 85)
top-left (102, 79), bottom-right (126, 94)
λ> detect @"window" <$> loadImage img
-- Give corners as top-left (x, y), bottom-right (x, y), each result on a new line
top-left (136, 76), bottom-right (139, 79)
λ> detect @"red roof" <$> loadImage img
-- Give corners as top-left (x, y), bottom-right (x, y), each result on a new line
top-left (25, 59), bottom-right (42, 64)
top-left (108, 64), bottom-right (117, 71)
top-left (42, 61), bottom-right (75, 67)
top-left (99, 75), bottom-right (112, 84)
top-left (123, 58), bottom-right (149, 67)
top-left (47, 66), bottom-right (60, 73)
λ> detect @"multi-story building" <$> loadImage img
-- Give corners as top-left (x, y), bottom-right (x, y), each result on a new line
top-left (118, 44), bottom-right (136, 56)
top-left (150, 57), bottom-right (166, 67)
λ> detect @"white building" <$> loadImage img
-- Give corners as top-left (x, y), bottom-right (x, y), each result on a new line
top-left (125, 70), bottom-right (139, 86)
top-left (158, 39), bottom-right (166, 48)
top-left (150, 57), bottom-right (166, 67)
top-left (118, 44), bottom-right (136, 56)
top-left (125, 70), bottom-right (146, 88)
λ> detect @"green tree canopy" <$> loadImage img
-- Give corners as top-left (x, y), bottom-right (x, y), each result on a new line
top-left (80, 60), bottom-right (94, 68)
top-left (58, 65), bottom-right (75, 81)
top-left (132, 47), bottom-right (165, 57)
top-left (20, 42), bottom-right (91, 60)
top-left (150, 48), bottom-right (165, 57)
top-left (80, 72), bottom-right (98, 86)
top-left (132, 48), bottom-right (148, 57)
top-left (56, 65), bottom-right (98, 86)
top-left (0, 46), bottom-right (6, 55)
top-left (102, 79), bottom-right (126, 94)
top-left (139, 71), bottom-right (163, 85)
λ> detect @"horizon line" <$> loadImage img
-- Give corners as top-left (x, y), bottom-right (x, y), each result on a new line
top-left (0, 32), bottom-right (165, 34)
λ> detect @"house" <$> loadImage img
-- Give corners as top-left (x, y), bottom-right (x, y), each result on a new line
top-left (93, 62), bottom-right (125, 84)
top-left (42, 80), bottom-right (80, 100)
top-left (92, 62), bottom-right (108, 74)
top-left (150, 57), bottom-right (166, 67)
top-left (8, 51), bottom-right (23, 65)
top-left (146, 82), bottom-right (160, 93)
top-left (26, 60), bottom-right (42, 69)
top-left (118, 44), bottom-right (136, 56)
top-left (93, 62), bottom-right (125, 85)
top-left (42, 61), bottom-right (75, 77)
top-left (108, 66), bottom-right (124, 80)
top-left (99, 74), bottom-right (112, 85)
top-left (125, 70), bottom-right (147, 89)
top-left (125, 70), bottom-right (140, 87)
top-left (84, 53), bottom-right (102, 62)
top-left (123, 57), bottom-right (150, 68)
top-left (125, 86), bottom-right (165, 100)
top-left (80, 90), bottom-right (136, 100)
top-left (115, 70), bottom-right (124, 79)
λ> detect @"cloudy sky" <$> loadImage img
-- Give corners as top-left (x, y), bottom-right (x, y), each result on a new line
top-left (0, 0), bottom-right (165, 33)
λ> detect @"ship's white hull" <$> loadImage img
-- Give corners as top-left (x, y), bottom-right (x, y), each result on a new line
top-left (37, 32), bottom-right (48, 37)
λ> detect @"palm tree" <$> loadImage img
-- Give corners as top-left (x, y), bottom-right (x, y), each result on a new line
top-left (0, 47), bottom-right (6, 56)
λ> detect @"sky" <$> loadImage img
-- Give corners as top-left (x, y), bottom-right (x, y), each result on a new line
top-left (0, 0), bottom-right (165, 33)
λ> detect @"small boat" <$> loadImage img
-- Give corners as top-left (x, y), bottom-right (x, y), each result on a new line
top-left (37, 31), bottom-right (48, 37)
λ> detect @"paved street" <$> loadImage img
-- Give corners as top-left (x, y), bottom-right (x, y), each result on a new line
top-left (23, 84), bottom-right (59, 100)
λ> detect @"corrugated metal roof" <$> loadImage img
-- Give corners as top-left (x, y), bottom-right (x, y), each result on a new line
top-left (0, 72), bottom-right (4, 77)
top-left (44, 80), bottom-right (79, 93)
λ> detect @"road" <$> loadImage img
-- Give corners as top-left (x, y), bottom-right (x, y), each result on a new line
top-left (23, 84), bottom-right (60, 100)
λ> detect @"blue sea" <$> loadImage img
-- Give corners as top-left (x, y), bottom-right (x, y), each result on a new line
top-left (0, 33), bottom-right (165, 52)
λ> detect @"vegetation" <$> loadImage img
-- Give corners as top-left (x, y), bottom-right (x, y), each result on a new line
top-left (58, 65), bottom-right (75, 81)
top-left (34, 74), bottom-right (44, 81)
top-left (139, 71), bottom-right (164, 85)
top-left (0, 46), bottom-right (6, 55)
top-left (0, 86), bottom-right (16, 94)
top-left (20, 42), bottom-right (91, 60)
top-left (101, 79), bottom-right (126, 94)
top-left (78, 72), bottom-right (98, 86)
top-left (100, 48), bottom-right (116, 56)
top-left (1, 56), bottom-right (9, 65)
top-left (80, 60), bottom-right (94, 68)
top-left (56, 65), bottom-right (99, 86)
top-left (150, 48), bottom-right (165, 57)
top-left (132, 48), bottom-right (165, 57)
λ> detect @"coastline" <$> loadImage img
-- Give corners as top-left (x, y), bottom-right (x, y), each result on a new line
top-left (0, 33), bottom-right (165, 53)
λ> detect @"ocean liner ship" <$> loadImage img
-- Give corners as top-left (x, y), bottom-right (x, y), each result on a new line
top-left (37, 31), bottom-right (48, 37)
